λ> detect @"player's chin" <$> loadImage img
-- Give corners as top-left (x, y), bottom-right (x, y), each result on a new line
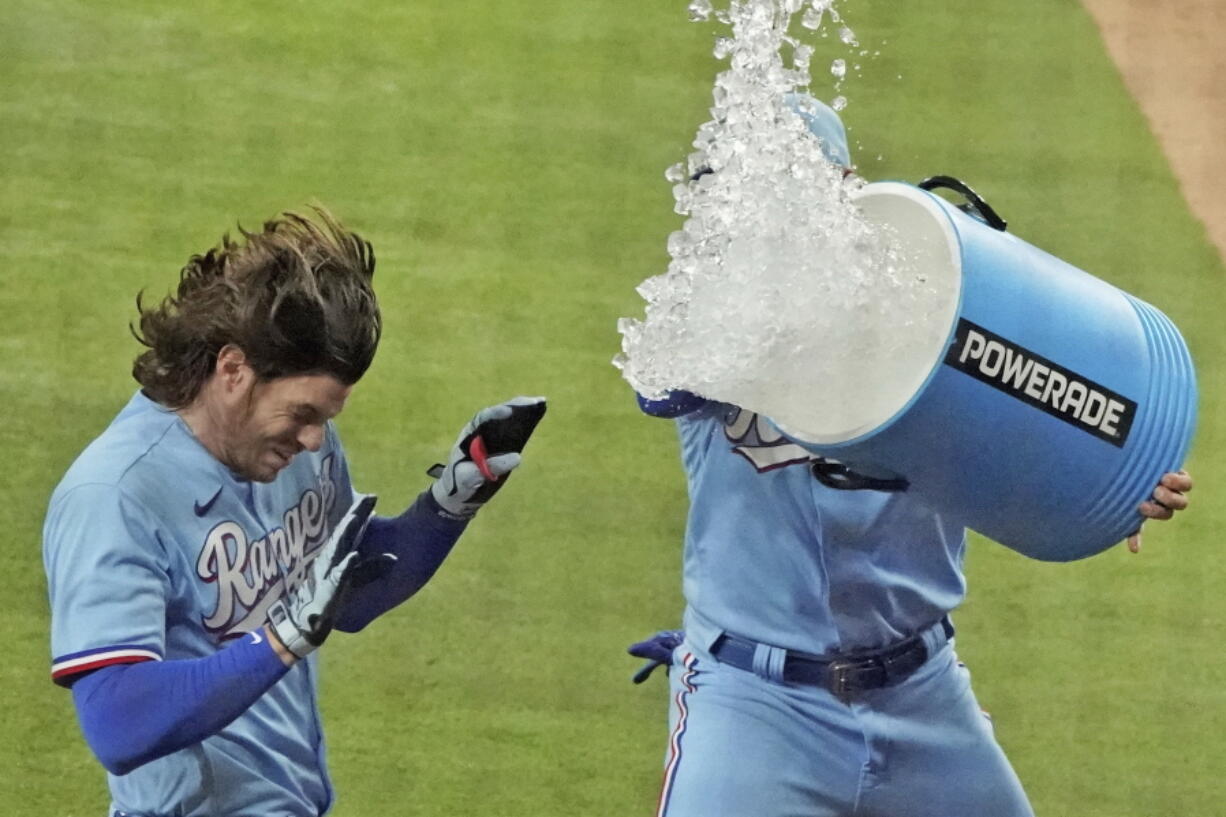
top-left (249, 452), bottom-right (291, 483)
top-left (238, 464), bottom-right (278, 484)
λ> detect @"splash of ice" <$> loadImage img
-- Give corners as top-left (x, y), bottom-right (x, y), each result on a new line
top-left (614, 0), bottom-right (944, 436)
top-left (688, 0), bottom-right (714, 21)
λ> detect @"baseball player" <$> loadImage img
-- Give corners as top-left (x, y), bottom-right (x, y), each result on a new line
top-left (42, 208), bottom-right (546, 816)
top-left (627, 96), bottom-right (1194, 817)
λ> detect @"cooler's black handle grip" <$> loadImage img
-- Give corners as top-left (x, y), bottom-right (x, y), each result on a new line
top-left (918, 175), bottom-right (1008, 232)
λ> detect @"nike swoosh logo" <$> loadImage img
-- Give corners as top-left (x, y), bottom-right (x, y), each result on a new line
top-left (194, 486), bottom-right (223, 517)
top-left (249, 631), bottom-right (263, 645)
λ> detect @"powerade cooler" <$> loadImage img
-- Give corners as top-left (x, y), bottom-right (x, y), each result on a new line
top-left (772, 178), bottom-right (1198, 561)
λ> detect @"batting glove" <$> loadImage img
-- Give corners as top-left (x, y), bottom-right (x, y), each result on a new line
top-left (268, 494), bottom-right (394, 659)
top-left (628, 629), bottom-right (684, 684)
top-left (428, 396), bottom-right (546, 520)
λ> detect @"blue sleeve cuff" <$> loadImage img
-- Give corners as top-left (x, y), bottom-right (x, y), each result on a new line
top-left (420, 488), bottom-right (477, 529)
top-left (637, 390), bottom-right (706, 418)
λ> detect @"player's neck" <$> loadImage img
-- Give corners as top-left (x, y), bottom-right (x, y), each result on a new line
top-left (176, 384), bottom-right (243, 474)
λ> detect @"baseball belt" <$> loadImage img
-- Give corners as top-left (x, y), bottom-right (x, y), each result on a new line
top-left (709, 617), bottom-right (955, 702)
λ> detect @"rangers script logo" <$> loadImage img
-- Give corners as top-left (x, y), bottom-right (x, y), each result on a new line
top-left (196, 455), bottom-right (340, 637)
top-left (724, 407), bottom-right (812, 472)
top-left (723, 406), bottom-right (905, 492)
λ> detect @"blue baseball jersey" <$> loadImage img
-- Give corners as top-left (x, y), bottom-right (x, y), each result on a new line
top-left (43, 390), bottom-right (356, 816)
top-left (674, 401), bottom-right (967, 655)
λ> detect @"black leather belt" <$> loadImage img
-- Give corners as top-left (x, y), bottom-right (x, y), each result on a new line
top-left (710, 618), bottom-right (954, 702)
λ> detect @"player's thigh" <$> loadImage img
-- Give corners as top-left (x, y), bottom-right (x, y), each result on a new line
top-left (861, 649), bottom-right (1034, 817)
top-left (657, 653), bottom-right (863, 817)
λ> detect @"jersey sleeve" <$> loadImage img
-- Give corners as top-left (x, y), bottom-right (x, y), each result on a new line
top-left (43, 482), bottom-right (170, 687)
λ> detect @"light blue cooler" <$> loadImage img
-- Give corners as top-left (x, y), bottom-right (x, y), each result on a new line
top-left (770, 178), bottom-right (1197, 561)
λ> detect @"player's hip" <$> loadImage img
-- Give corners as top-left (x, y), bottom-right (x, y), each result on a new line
top-left (657, 636), bottom-right (1030, 817)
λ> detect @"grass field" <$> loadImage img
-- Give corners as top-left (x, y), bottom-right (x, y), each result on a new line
top-left (2, 1), bottom-right (1222, 815)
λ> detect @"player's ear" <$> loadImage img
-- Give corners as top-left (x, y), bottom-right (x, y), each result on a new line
top-left (214, 344), bottom-right (254, 393)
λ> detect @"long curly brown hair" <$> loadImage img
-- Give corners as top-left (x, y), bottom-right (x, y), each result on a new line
top-left (132, 206), bottom-right (382, 408)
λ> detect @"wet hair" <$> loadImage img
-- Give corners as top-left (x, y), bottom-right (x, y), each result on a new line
top-left (132, 206), bottom-right (381, 408)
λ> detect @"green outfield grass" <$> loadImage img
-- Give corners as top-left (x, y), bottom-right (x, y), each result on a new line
top-left (3, 1), bottom-right (1222, 814)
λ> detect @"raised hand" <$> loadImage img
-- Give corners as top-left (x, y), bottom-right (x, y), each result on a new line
top-left (268, 494), bottom-right (394, 658)
top-left (428, 397), bottom-right (547, 520)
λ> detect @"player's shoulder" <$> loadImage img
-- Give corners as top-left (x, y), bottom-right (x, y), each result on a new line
top-left (674, 398), bottom-right (734, 432)
top-left (303, 420), bottom-right (349, 485)
top-left (51, 391), bottom-right (193, 506)
top-left (323, 419), bottom-right (344, 451)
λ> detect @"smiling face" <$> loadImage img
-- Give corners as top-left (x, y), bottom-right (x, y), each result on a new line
top-left (224, 373), bottom-right (353, 482)
top-left (179, 345), bottom-right (354, 483)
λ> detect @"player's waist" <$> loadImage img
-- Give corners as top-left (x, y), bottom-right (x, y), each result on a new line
top-left (687, 608), bottom-right (954, 701)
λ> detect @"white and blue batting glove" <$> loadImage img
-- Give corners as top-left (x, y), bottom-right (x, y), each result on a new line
top-left (428, 396), bottom-right (546, 520)
top-left (268, 494), bottom-right (393, 659)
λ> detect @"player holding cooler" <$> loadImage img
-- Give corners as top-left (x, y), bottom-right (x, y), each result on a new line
top-left (627, 97), bottom-right (1193, 817)
top-left (42, 208), bottom-right (545, 817)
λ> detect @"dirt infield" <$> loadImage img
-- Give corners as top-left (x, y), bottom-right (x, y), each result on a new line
top-left (1083, 0), bottom-right (1226, 263)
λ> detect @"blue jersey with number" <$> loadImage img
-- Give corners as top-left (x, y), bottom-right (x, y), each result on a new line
top-left (43, 390), bottom-right (356, 816)
top-left (674, 401), bottom-right (967, 655)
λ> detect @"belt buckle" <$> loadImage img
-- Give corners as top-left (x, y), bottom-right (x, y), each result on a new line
top-left (826, 658), bottom-right (859, 703)
top-left (826, 656), bottom-right (888, 703)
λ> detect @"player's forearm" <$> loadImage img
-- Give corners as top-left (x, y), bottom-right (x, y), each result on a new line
top-left (70, 633), bottom-right (289, 776)
top-left (333, 490), bottom-right (468, 633)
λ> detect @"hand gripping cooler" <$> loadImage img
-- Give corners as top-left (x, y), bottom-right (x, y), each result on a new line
top-left (769, 178), bottom-right (1197, 561)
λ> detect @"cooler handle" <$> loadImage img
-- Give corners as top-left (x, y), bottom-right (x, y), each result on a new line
top-left (917, 175), bottom-right (1008, 232)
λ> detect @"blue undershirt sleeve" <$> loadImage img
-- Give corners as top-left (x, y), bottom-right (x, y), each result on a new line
top-left (333, 490), bottom-right (469, 633)
top-left (637, 390), bottom-right (707, 418)
top-left (70, 632), bottom-right (289, 776)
